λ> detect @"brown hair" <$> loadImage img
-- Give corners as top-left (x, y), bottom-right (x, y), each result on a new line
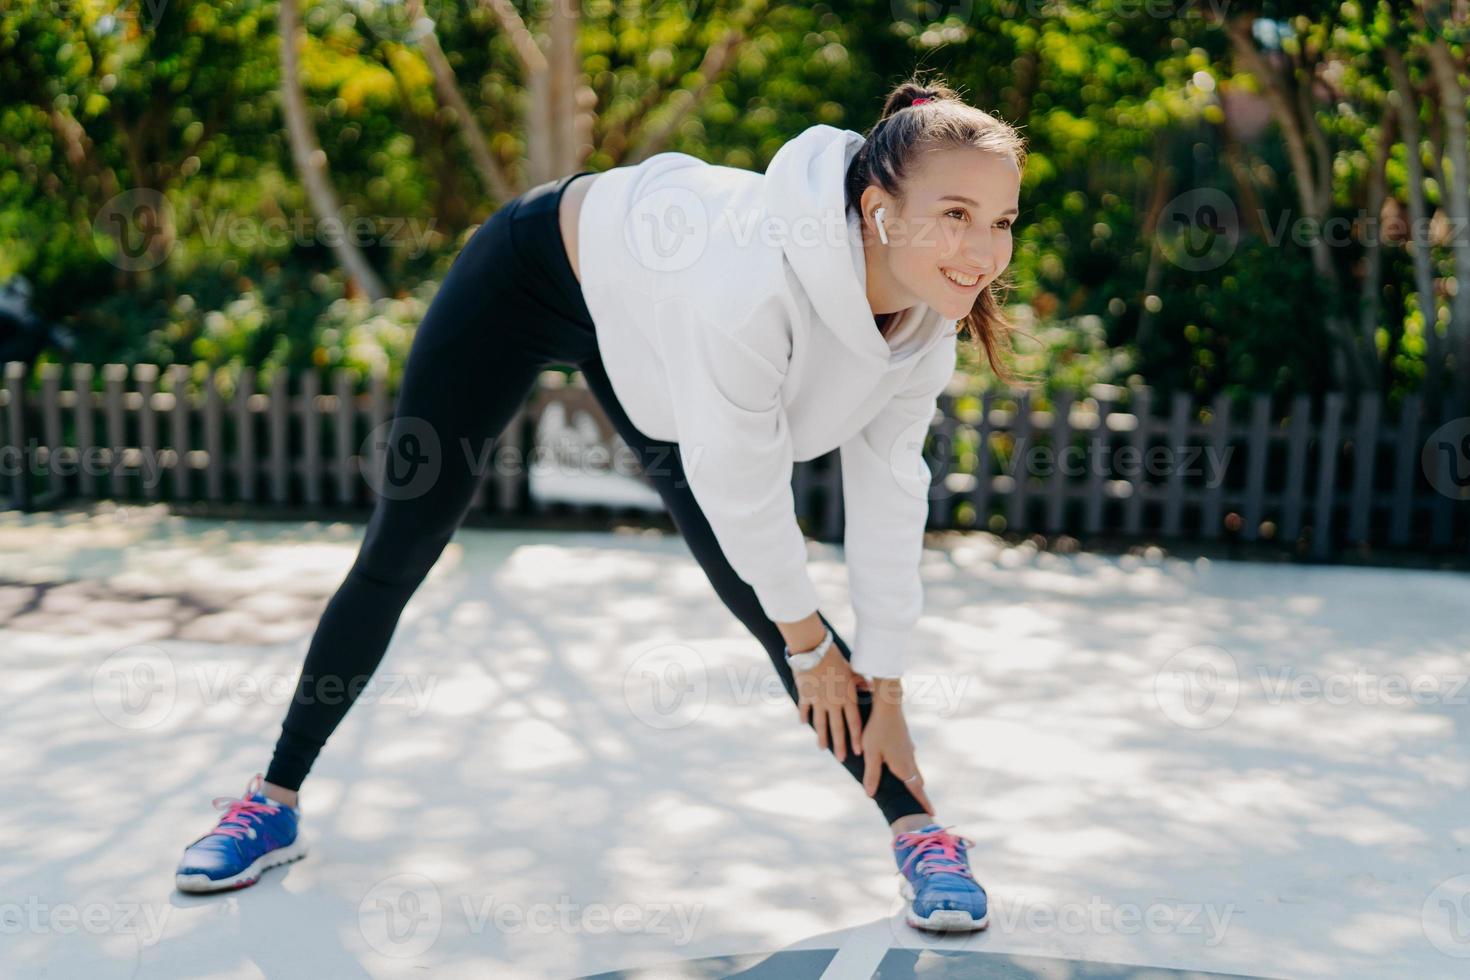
top-left (844, 73), bottom-right (1029, 384)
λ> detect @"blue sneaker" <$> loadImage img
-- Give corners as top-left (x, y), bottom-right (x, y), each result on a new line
top-left (893, 823), bottom-right (988, 932)
top-left (175, 772), bottom-right (307, 893)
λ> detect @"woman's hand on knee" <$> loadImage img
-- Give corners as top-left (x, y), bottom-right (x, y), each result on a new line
top-left (793, 650), bottom-right (865, 763)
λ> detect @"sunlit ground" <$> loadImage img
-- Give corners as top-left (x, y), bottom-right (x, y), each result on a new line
top-left (0, 503), bottom-right (1465, 979)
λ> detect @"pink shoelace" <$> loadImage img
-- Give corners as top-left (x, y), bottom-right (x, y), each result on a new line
top-left (895, 826), bottom-right (977, 880)
top-left (208, 772), bottom-right (282, 840)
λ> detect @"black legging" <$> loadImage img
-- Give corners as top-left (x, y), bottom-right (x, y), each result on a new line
top-left (264, 171), bottom-right (929, 825)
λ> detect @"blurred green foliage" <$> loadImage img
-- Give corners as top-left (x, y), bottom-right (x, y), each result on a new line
top-left (0, 0), bottom-right (1452, 410)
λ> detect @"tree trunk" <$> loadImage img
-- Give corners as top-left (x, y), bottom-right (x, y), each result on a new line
top-left (1217, 91), bottom-right (1268, 237)
top-left (1358, 109), bottom-right (1395, 391)
top-left (1225, 16), bottom-right (1363, 392)
top-left (601, 1), bottom-right (764, 166)
top-left (1425, 37), bottom-right (1470, 398)
top-left (546, 0), bottom-right (580, 175)
top-left (279, 0), bottom-right (387, 301)
top-left (625, 16), bottom-right (754, 163)
top-left (1385, 46), bottom-right (1446, 403)
top-left (389, 60), bottom-right (471, 231)
top-left (479, 0), bottom-right (550, 184)
top-left (1135, 139), bottom-right (1173, 351)
top-left (408, 0), bottom-right (516, 204)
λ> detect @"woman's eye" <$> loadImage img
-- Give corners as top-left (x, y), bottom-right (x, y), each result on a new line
top-left (946, 209), bottom-right (967, 221)
top-left (997, 218), bottom-right (1013, 230)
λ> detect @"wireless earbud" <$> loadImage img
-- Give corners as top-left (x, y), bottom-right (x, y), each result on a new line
top-left (874, 207), bottom-right (889, 245)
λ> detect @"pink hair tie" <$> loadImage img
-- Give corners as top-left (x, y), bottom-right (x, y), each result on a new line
top-left (910, 97), bottom-right (933, 106)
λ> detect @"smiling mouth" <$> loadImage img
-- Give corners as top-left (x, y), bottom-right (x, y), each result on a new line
top-left (941, 268), bottom-right (982, 288)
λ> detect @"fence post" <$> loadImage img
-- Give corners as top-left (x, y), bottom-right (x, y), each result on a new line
top-left (969, 390), bottom-right (995, 530)
top-left (168, 364), bottom-right (191, 500)
top-left (334, 368), bottom-right (356, 507)
top-left (497, 403), bottom-right (526, 513)
top-left (137, 364), bottom-right (160, 502)
top-left (237, 367), bottom-right (257, 503)
top-left (369, 367), bottom-right (388, 506)
top-left (1083, 393), bottom-right (1109, 536)
top-left (1309, 393), bottom-right (1345, 559)
top-left (1389, 394), bottom-right (1420, 547)
top-left (204, 370), bottom-right (224, 502)
top-left (301, 368), bottom-right (322, 507)
top-left (39, 363), bottom-right (63, 505)
top-left (1201, 392), bottom-right (1231, 540)
top-left (1241, 395), bottom-right (1270, 541)
top-left (1, 364), bottom-right (9, 503)
top-left (73, 364), bottom-right (96, 498)
top-left (526, 375), bottom-right (554, 516)
top-left (1124, 386), bottom-right (1151, 536)
top-left (1347, 392), bottom-right (1380, 546)
top-left (1162, 391), bottom-right (1191, 538)
top-left (103, 363), bottom-right (127, 499)
top-left (268, 370), bottom-right (290, 505)
top-left (4, 361), bottom-right (30, 510)
top-left (1280, 394), bottom-right (1312, 543)
top-left (1007, 389), bottom-right (1033, 533)
top-left (1044, 391), bottom-right (1072, 534)
top-left (1430, 393), bottom-right (1459, 548)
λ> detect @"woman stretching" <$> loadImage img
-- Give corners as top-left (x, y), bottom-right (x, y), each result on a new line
top-left (174, 75), bottom-right (1024, 933)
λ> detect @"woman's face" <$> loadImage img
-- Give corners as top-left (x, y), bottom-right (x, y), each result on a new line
top-left (863, 147), bottom-right (1021, 321)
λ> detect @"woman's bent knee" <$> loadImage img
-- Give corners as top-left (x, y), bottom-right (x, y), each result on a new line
top-left (352, 511), bottom-right (460, 590)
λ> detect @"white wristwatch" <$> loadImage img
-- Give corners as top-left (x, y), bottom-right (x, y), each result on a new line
top-left (784, 628), bottom-right (834, 673)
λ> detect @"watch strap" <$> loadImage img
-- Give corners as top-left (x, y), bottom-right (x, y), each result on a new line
top-left (784, 628), bottom-right (833, 672)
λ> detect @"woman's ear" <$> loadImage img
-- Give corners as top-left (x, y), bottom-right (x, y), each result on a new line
top-left (860, 186), bottom-right (890, 244)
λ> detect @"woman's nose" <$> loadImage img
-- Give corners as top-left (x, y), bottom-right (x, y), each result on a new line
top-left (966, 252), bottom-right (995, 277)
top-left (964, 238), bottom-right (1001, 274)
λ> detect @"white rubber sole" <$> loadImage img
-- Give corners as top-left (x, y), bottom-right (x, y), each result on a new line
top-left (899, 876), bottom-right (990, 933)
top-left (175, 836), bottom-right (309, 894)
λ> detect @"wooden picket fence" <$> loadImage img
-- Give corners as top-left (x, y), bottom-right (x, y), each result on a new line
top-left (1, 359), bottom-right (1468, 559)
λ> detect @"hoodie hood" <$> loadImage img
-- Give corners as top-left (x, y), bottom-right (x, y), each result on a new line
top-left (763, 124), bottom-right (951, 366)
top-left (762, 125), bottom-right (894, 363)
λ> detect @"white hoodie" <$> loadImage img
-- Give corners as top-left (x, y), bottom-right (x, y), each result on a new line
top-left (575, 124), bottom-right (958, 678)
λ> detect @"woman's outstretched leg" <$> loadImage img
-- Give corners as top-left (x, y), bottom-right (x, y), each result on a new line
top-left (179, 173), bottom-right (602, 893)
top-left (578, 354), bottom-right (931, 828)
top-left (263, 220), bottom-right (553, 796)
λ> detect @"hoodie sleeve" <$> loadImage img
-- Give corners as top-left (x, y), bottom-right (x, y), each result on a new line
top-left (650, 295), bottom-right (822, 624)
top-left (838, 333), bottom-right (958, 679)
